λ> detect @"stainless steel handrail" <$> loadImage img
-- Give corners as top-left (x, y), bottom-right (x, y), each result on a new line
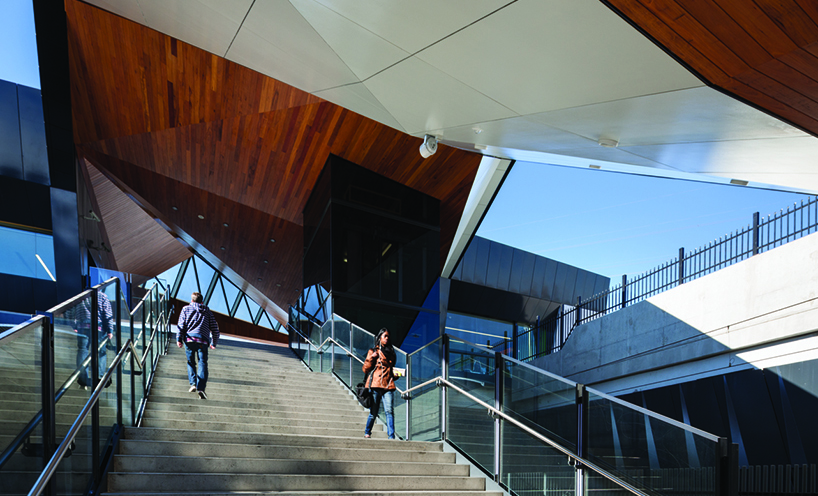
top-left (315, 335), bottom-right (406, 394)
top-left (27, 340), bottom-right (133, 496)
top-left (402, 376), bottom-right (651, 496)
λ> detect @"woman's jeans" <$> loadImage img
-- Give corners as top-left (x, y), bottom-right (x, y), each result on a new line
top-left (365, 388), bottom-right (395, 439)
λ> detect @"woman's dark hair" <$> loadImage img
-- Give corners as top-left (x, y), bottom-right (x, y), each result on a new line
top-left (374, 327), bottom-right (396, 364)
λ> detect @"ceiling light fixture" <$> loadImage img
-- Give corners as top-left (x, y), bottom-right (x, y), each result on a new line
top-left (598, 138), bottom-right (618, 148)
top-left (473, 127), bottom-right (482, 135)
top-left (263, 260), bottom-right (268, 264)
top-left (589, 165), bottom-right (602, 169)
top-left (172, 206), bottom-right (178, 211)
top-left (220, 246), bottom-right (225, 251)
top-left (419, 135), bottom-right (438, 158)
top-left (270, 238), bottom-right (275, 243)
top-left (730, 179), bottom-right (749, 186)
top-left (223, 223), bottom-right (229, 227)
top-left (197, 214), bottom-right (205, 219)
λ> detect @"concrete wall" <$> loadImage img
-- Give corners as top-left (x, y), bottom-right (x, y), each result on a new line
top-left (532, 231), bottom-right (818, 395)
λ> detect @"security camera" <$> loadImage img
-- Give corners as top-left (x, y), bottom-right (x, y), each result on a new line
top-left (419, 135), bottom-right (438, 158)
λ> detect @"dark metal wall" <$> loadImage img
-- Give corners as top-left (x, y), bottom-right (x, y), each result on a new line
top-left (448, 236), bottom-right (610, 324)
top-left (618, 358), bottom-right (818, 467)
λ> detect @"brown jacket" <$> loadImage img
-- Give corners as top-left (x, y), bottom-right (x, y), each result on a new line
top-left (362, 347), bottom-right (396, 390)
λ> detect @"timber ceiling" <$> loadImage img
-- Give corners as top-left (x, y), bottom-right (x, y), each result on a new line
top-left (66, 0), bottom-right (482, 318)
top-left (605, 0), bottom-right (818, 136)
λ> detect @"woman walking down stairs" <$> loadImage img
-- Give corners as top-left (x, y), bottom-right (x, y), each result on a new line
top-left (105, 339), bottom-right (503, 495)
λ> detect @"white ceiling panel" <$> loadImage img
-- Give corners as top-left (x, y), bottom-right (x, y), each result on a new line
top-left (310, 0), bottom-right (514, 54)
top-left (364, 56), bottom-right (517, 135)
top-left (137, 0), bottom-right (248, 56)
top-left (289, 0), bottom-right (409, 80)
top-left (227, 0), bottom-right (358, 93)
top-left (416, 0), bottom-right (703, 116)
top-left (623, 136), bottom-right (818, 190)
top-left (531, 87), bottom-right (809, 147)
top-left (314, 83), bottom-right (405, 132)
top-left (85, 0), bottom-right (145, 24)
top-left (428, 115), bottom-right (667, 169)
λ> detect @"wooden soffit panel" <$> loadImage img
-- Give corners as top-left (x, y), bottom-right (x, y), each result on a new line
top-left (604, 0), bottom-right (818, 137)
top-left (82, 158), bottom-right (192, 277)
top-left (66, 0), bottom-right (481, 310)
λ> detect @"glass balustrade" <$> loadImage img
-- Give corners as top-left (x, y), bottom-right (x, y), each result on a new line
top-left (0, 317), bottom-right (46, 496)
top-left (3, 279), bottom-right (171, 496)
top-left (291, 317), bottom-right (732, 496)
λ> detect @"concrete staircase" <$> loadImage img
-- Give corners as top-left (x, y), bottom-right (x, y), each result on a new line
top-left (105, 339), bottom-right (503, 495)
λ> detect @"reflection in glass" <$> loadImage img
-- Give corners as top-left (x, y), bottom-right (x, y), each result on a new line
top-left (500, 420), bottom-right (575, 496)
top-left (587, 389), bottom-right (718, 495)
top-left (503, 360), bottom-right (577, 451)
top-left (0, 225), bottom-right (56, 281)
top-left (0, 319), bottom-right (45, 492)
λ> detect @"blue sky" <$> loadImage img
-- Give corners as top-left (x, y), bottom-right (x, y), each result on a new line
top-left (0, 0), bottom-right (39, 89)
top-left (478, 162), bottom-right (809, 280)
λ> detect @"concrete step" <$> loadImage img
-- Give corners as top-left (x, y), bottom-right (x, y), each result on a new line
top-left (138, 418), bottom-right (386, 438)
top-left (118, 439), bottom-right (455, 463)
top-left (107, 473), bottom-right (486, 492)
top-left (102, 492), bottom-right (501, 496)
top-left (144, 392), bottom-right (363, 414)
top-left (140, 410), bottom-right (379, 432)
top-left (142, 400), bottom-right (368, 422)
top-left (113, 454), bottom-right (469, 476)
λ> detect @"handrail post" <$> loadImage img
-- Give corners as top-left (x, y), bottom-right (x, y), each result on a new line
top-left (115, 279), bottom-right (123, 427)
top-left (576, 384), bottom-right (589, 496)
top-left (678, 247), bottom-right (685, 285)
top-left (494, 352), bottom-right (503, 483)
top-left (129, 310), bottom-right (136, 427)
top-left (441, 334), bottom-right (449, 441)
top-left (752, 212), bottom-right (760, 256)
top-left (620, 274), bottom-right (627, 309)
top-left (41, 313), bottom-right (56, 496)
top-left (405, 354), bottom-right (412, 441)
top-left (717, 437), bottom-right (739, 496)
top-left (141, 302), bottom-right (147, 402)
top-left (90, 287), bottom-right (101, 488)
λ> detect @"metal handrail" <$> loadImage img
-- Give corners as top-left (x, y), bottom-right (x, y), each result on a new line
top-left (402, 376), bottom-right (651, 496)
top-left (0, 314), bottom-right (47, 343)
top-left (315, 335), bottom-right (406, 394)
top-left (27, 340), bottom-right (134, 496)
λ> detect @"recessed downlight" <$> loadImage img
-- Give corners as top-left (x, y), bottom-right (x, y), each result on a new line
top-left (197, 214), bottom-right (205, 219)
top-left (270, 238), bottom-right (275, 243)
top-left (223, 223), bottom-right (229, 227)
top-left (172, 206), bottom-right (178, 211)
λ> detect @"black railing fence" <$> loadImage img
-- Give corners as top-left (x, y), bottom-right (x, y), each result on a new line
top-left (519, 196), bottom-right (818, 362)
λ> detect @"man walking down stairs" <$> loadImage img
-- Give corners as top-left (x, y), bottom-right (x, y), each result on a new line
top-left (106, 338), bottom-right (504, 495)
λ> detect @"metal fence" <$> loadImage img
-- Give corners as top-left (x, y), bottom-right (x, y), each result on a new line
top-left (519, 196), bottom-right (818, 362)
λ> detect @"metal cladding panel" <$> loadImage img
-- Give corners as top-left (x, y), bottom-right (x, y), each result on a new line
top-left (522, 296), bottom-right (551, 324)
top-left (484, 238), bottom-right (500, 288)
top-left (562, 265), bottom-right (578, 304)
top-left (582, 271), bottom-right (601, 298)
top-left (473, 237), bottom-right (491, 287)
top-left (507, 248), bottom-right (527, 294)
top-left (0, 80), bottom-right (23, 179)
top-left (529, 257), bottom-right (548, 299)
top-left (518, 251), bottom-right (536, 297)
top-left (51, 188), bottom-right (82, 302)
top-left (458, 237), bottom-right (479, 284)
top-left (495, 243), bottom-right (514, 292)
top-left (552, 263), bottom-right (569, 303)
top-left (452, 256), bottom-right (464, 280)
top-left (593, 274), bottom-right (611, 295)
top-left (540, 259), bottom-right (558, 301)
top-left (18, 85), bottom-right (49, 185)
top-left (573, 269), bottom-right (587, 301)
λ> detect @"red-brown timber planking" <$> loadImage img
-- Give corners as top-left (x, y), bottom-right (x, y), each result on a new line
top-left (604, 0), bottom-right (818, 137)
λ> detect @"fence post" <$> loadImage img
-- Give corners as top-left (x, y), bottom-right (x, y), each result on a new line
top-left (576, 296), bottom-right (582, 326)
top-left (678, 247), bottom-right (685, 285)
top-left (575, 384), bottom-right (589, 496)
top-left (441, 334), bottom-right (449, 442)
top-left (91, 288), bottom-right (100, 488)
top-left (752, 212), bottom-right (760, 256)
top-left (717, 437), bottom-right (739, 496)
top-left (621, 274), bottom-right (627, 309)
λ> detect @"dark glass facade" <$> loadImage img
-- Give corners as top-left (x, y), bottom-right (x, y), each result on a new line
top-left (302, 155), bottom-right (440, 346)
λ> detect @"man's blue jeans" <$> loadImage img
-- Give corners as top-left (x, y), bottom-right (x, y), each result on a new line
top-left (185, 341), bottom-right (209, 392)
top-left (76, 332), bottom-right (107, 388)
top-left (365, 388), bottom-right (395, 439)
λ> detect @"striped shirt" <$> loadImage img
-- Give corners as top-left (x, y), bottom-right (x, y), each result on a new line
top-left (176, 302), bottom-right (219, 346)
